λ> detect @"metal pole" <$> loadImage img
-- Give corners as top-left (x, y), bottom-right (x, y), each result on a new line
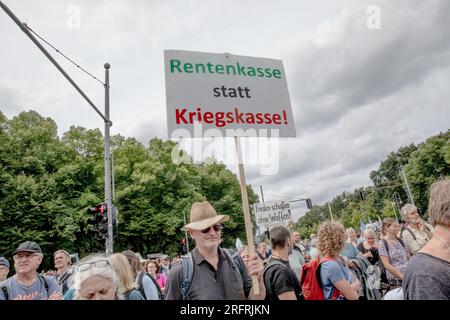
top-left (183, 212), bottom-right (190, 253)
top-left (391, 201), bottom-right (399, 222)
top-left (259, 186), bottom-right (265, 203)
top-left (0, 1), bottom-right (108, 123)
top-left (325, 184), bottom-right (334, 222)
top-left (104, 63), bottom-right (113, 255)
top-left (1, 1), bottom-right (115, 253)
top-left (235, 136), bottom-right (260, 295)
top-left (111, 150), bottom-right (115, 202)
top-left (400, 166), bottom-right (415, 206)
top-left (327, 201), bottom-right (334, 222)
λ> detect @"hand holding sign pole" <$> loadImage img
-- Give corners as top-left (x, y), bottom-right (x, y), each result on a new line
top-left (165, 49), bottom-right (296, 297)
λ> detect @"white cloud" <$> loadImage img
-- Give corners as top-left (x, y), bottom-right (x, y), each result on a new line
top-left (1, 0), bottom-right (449, 224)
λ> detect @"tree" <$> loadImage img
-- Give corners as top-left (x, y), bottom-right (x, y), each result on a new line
top-left (404, 131), bottom-right (450, 215)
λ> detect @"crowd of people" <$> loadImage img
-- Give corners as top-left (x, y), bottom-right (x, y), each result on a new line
top-left (0, 177), bottom-right (448, 300)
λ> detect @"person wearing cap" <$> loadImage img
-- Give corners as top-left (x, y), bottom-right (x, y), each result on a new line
top-left (0, 241), bottom-right (62, 300)
top-left (54, 249), bottom-right (74, 295)
top-left (159, 254), bottom-right (171, 277)
top-left (165, 201), bottom-right (266, 300)
top-left (0, 257), bottom-right (10, 281)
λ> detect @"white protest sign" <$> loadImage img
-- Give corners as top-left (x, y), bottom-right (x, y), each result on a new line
top-left (164, 50), bottom-right (296, 138)
top-left (253, 200), bottom-right (292, 227)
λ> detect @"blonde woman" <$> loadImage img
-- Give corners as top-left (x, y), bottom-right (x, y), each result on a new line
top-left (378, 218), bottom-right (410, 290)
top-left (317, 221), bottom-right (360, 300)
top-left (357, 228), bottom-right (379, 265)
top-left (110, 253), bottom-right (144, 300)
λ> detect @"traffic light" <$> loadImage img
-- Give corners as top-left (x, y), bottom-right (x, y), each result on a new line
top-left (306, 198), bottom-right (313, 210)
top-left (86, 203), bottom-right (108, 240)
top-left (97, 203), bottom-right (108, 239)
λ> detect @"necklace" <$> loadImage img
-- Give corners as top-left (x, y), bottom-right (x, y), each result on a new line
top-left (271, 254), bottom-right (287, 261)
top-left (434, 236), bottom-right (450, 250)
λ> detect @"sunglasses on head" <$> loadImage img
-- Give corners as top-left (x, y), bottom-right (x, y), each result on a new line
top-left (201, 224), bottom-right (222, 234)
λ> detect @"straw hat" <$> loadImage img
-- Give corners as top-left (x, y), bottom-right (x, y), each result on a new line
top-left (181, 201), bottom-right (229, 231)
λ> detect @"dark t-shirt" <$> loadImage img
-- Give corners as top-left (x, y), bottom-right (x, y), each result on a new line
top-left (357, 242), bottom-right (379, 265)
top-left (263, 257), bottom-right (303, 301)
top-left (403, 252), bottom-right (450, 300)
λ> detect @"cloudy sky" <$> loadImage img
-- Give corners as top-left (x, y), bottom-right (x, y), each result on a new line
top-left (1, 0), bottom-right (449, 221)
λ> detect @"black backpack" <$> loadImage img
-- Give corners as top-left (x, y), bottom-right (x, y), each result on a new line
top-left (263, 258), bottom-right (304, 301)
top-left (137, 271), bottom-right (164, 300)
top-left (1, 273), bottom-right (49, 300)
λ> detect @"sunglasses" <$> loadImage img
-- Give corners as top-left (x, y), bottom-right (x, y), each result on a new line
top-left (201, 224), bottom-right (222, 234)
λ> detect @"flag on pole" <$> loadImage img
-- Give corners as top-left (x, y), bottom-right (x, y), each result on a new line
top-left (236, 238), bottom-right (244, 251)
top-left (359, 219), bottom-right (366, 233)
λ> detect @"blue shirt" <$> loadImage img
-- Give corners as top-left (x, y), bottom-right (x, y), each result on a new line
top-left (320, 260), bottom-right (352, 300)
top-left (0, 274), bottom-right (61, 300)
top-left (341, 242), bottom-right (360, 259)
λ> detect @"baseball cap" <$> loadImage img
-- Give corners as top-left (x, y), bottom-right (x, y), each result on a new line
top-left (0, 257), bottom-right (9, 268)
top-left (12, 241), bottom-right (42, 255)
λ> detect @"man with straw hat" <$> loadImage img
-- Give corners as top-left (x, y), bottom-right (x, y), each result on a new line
top-left (165, 201), bottom-right (266, 300)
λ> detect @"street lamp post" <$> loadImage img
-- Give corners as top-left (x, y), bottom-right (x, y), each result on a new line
top-left (183, 211), bottom-right (190, 253)
top-left (0, 1), bottom-right (115, 254)
top-left (400, 165), bottom-right (415, 206)
top-left (104, 64), bottom-right (113, 255)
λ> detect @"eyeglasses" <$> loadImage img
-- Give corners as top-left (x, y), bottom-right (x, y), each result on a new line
top-left (201, 224), bottom-right (222, 234)
top-left (13, 252), bottom-right (38, 260)
top-left (77, 259), bottom-right (110, 271)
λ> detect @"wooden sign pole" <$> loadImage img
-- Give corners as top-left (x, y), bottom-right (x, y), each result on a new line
top-left (234, 136), bottom-right (260, 295)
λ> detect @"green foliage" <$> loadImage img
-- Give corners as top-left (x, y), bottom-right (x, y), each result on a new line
top-left (0, 111), bottom-right (258, 269)
top-left (294, 130), bottom-right (449, 239)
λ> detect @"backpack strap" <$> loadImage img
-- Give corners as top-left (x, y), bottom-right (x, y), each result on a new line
top-left (148, 273), bottom-right (164, 300)
top-left (137, 271), bottom-right (147, 299)
top-left (36, 273), bottom-right (49, 296)
top-left (317, 257), bottom-right (344, 299)
top-left (381, 239), bottom-right (390, 256)
top-left (263, 258), bottom-right (293, 300)
top-left (401, 227), bottom-right (417, 241)
top-left (397, 237), bottom-right (406, 248)
top-left (316, 257), bottom-right (335, 289)
top-left (1, 283), bottom-right (8, 300)
top-left (180, 253), bottom-right (193, 300)
top-left (223, 248), bottom-right (245, 280)
top-left (263, 259), bottom-right (286, 280)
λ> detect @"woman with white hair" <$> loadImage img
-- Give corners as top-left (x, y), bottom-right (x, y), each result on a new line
top-left (400, 204), bottom-right (434, 255)
top-left (72, 255), bottom-right (122, 300)
top-left (357, 228), bottom-right (379, 265)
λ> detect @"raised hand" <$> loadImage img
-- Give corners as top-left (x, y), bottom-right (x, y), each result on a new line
top-left (48, 291), bottom-right (64, 300)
